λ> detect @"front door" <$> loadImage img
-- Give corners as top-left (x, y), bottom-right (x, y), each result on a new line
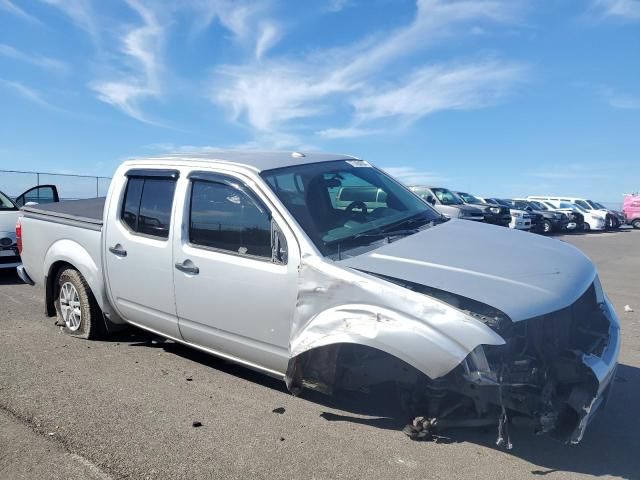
top-left (103, 169), bottom-right (181, 338)
top-left (172, 171), bottom-right (299, 375)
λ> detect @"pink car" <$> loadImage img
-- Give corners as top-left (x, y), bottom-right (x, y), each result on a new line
top-left (623, 194), bottom-right (640, 228)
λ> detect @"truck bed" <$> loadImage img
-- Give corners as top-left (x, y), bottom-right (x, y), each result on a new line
top-left (22, 197), bottom-right (105, 230)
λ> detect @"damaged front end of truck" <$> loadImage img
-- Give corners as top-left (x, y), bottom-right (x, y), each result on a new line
top-left (285, 255), bottom-right (620, 447)
top-left (402, 276), bottom-right (620, 446)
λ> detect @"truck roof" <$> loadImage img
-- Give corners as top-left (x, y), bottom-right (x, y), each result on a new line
top-left (137, 150), bottom-right (357, 173)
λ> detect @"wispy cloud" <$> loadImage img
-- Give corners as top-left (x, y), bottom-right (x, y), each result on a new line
top-left (528, 162), bottom-right (623, 181)
top-left (591, 0), bottom-right (640, 20)
top-left (40, 0), bottom-right (98, 40)
top-left (187, 0), bottom-right (281, 59)
top-left (326, 0), bottom-right (355, 13)
top-left (212, 0), bottom-right (527, 142)
top-left (602, 88), bottom-right (640, 109)
top-left (0, 44), bottom-right (68, 73)
top-left (0, 78), bottom-right (56, 109)
top-left (382, 166), bottom-right (447, 186)
top-left (351, 60), bottom-right (525, 125)
top-left (0, 0), bottom-right (40, 22)
top-left (316, 127), bottom-right (384, 139)
top-left (90, 0), bottom-right (163, 123)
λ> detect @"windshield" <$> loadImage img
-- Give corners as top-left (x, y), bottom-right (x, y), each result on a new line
top-left (261, 160), bottom-right (442, 257)
top-left (0, 190), bottom-right (17, 211)
top-left (431, 188), bottom-right (463, 205)
top-left (529, 200), bottom-right (549, 211)
top-left (575, 199), bottom-right (592, 210)
top-left (511, 200), bottom-right (532, 210)
top-left (457, 192), bottom-right (484, 205)
top-left (491, 198), bottom-right (512, 208)
top-left (560, 202), bottom-right (587, 213)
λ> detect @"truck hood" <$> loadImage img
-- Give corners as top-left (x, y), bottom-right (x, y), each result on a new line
top-left (338, 219), bottom-right (596, 321)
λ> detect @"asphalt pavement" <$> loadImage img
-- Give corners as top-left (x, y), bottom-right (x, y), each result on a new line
top-left (1, 229), bottom-right (639, 480)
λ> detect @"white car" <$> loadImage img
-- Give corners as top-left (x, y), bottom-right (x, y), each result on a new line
top-left (0, 185), bottom-right (59, 269)
top-left (528, 196), bottom-right (607, 231)
top-left (479, 197), bottom-right (533, 230)
top-left (539, 201), bottom-right (604, 232)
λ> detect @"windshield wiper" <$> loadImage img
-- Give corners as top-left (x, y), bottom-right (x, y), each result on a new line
top-left (328, 215), bottom-right (447, 259)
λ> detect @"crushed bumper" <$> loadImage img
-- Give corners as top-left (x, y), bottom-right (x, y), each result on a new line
top-left (405, 282), bottom-right (620, 446)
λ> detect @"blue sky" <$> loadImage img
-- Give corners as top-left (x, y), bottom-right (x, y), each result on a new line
top-left (0, 0), bottom-right (638, 204)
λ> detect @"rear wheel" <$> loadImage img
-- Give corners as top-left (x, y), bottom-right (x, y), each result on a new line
top-left (55, 268), bottom-right (103, 339)
top-left (541, 220), bottom-right (552, 234)
top-left (633, 219), bottom-right (640, 229)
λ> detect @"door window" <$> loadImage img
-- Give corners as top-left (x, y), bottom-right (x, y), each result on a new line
top-left (121, 177), bottom-right (176, 239)
top-left (189, 180), bottom-right (272, 259)
top-left (14, 185), bottom-right (59, 207)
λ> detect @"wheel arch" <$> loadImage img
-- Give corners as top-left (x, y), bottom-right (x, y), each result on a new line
top-left (286, 302), bottom-right (502, 394)
top-left (44, 239), bottom-right (103, 317)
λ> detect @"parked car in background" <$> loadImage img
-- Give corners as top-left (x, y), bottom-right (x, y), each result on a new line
top-left (623, 194), bottom-right (640, 228)
top-left (455, 191), bottom-right (511, 227)
top-left (540, 201), bottom-right (605, 232)
top-left (0, 185), bottom-right (59, 269)
top-left (482, 197), bottom-right (534, 231)
top-left (16, 151), bottom-right (620, 445)
top-left (586, 200), bottom-right (624, 229)
top-left (409, 186), bottom-right (485, 221)
top-left (528, 196), bottom-right (607, 231)
top-left (510, 199), bottom-right (570, 234)
top-left (528, 200), bottom-right (584, 231)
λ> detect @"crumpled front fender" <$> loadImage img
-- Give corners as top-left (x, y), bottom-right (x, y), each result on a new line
top-left (289, 256), bottom-right (505, 382)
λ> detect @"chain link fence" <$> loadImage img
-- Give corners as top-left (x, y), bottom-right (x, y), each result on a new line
top-left (0, 170), bottom-right (111, 201)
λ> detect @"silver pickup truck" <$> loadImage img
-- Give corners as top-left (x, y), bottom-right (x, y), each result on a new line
top-left (17, 151), bottom-right (619, 445)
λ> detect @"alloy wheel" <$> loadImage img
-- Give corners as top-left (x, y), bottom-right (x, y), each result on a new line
top-left (59, 282), bottom-right (82, 331)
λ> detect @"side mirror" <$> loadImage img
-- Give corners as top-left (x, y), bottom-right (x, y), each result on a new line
top-left (426, 195), bottom-right (436, 205)
top-left (272, 222), bottom-right (288, 265)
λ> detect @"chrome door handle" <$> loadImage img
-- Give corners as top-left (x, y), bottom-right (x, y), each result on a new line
top-left (108, 245), bottom-right (127, 257)
top-left (175, 261), bottom-right (199, 275)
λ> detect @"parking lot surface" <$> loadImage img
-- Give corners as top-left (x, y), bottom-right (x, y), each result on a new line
top-left (1, 229), bottom-right (639, 480)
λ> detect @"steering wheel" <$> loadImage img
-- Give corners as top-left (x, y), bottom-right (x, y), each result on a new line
top-left (345, 201), bottom-right (368, 220)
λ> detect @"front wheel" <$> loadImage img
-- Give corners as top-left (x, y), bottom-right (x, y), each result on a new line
top-left (583, 222), bottom-right (591, 232)
top-left (55, 268), bottom-right (103, 339)
top-left (541, 220), bottom-right (552, 234)
top-left (633, 219), bottom-right (640, 229)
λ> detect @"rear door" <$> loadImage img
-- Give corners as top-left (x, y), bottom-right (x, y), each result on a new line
top-left (103, 169), bottom-right (181, 338)
top-left (172, 170), bottom-right (299, 374)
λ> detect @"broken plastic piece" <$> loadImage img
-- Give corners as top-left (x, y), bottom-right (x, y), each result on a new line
top-left (272, 407), bottom-right (286, 414)
top-left (624, 305), bottom-right (633, 312)
top-left (496, 409), bottom-right (513, 450)
top-left (192, 421), bottom-right (203, 428)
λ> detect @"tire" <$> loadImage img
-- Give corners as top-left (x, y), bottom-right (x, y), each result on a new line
top-left (583, 223), bottom-right (591, 232)
top-left (633, 219), bottom-right (640, 229)
top-left (54, 268), bottom-right (103, 339)
top-left (541, 220), bottom-right (552, 234)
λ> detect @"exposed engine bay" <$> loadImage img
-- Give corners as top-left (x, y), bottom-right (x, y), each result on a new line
top-left (287, 271), bottom-right (619, 447)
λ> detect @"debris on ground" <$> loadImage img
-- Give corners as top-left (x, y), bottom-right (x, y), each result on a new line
top-left (624, 305), bottom-right (634, 312)
top-left (192, 421), bottom-right (202, 428)
top-left (272, 407), bottom-right (286, 414)
top-left (186, 376), bottom-right (193, 382)
top-left (402, 417), bottom-right (435, 441)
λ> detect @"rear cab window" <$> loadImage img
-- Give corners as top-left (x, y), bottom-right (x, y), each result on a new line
top-left (121, 170), bottom-right (178, 239)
